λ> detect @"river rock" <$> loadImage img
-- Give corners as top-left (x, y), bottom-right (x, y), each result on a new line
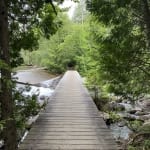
top-left (103, 112), bottom-right (110, 120)
top-left (26, 115), bottom-right (39, 129)
top-left (127, 107), bottom-right (142, 114)
top-left (122, 99), bottom-right (128, 103)
top-left (38, 83), bottom-right (48, 88)
top-left (106, 102), bottom-right (125, 111)
top-left (103, 113), bottom-right (113, 126)
top-left (137, 99), bottom-right (150, 111)
top-left (115, 98), bottom-right (123, 103)
top-left (139, 120), bottom-right (150, 132)
top-left (123, 114), bottom-right (140, 121)
top-left (18, 86), bottom-right (25, 93)
top-left (127, 101), bottom-right (131, 104)
top-left (123, 113), bottom-right (150, 122)
top-left (119, 103), bottom-right (133, 111)
top-left (39, 95), bottom-right (46, 100)
top-left (127, 110), bottom-right (137, 114)
top-left (139, 114), bottom-right (150, 121)
top-left (118, 121), bottom-right (126, 127)
top-left (144, 119), bottom-right (150, 126)
top-left (135, 111), bottom-right (148, 116)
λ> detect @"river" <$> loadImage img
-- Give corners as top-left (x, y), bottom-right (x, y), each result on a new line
top-left (14, 67), bottom-right (57, 84)
top-left (0, 68), bottom-right (61, 148)
top-left (14, 67), bottom-right (61, 105)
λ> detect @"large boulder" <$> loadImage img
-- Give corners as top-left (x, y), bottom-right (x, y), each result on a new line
top-left (135, 111), bottom-right (149, 116)
top-left (139, 120), bottom-right (150, 133)
top-left (139, 114), bottom-right (150, 121)
top-left (105, 102), bottom-right (125, 111)
top-left (137, 99), bottom-right (150, 111)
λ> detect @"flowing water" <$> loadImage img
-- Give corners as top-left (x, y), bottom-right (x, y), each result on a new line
top-left (0, 68), bottom-right (60, 148)
top-left (109, 123), bottom-right (132, 140)
top-left (16, 68), bottom-right (61, 143)
top-left (15, 68), bottom-right (59, 105)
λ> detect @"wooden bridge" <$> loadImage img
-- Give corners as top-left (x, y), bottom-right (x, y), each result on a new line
top-left (19, 71), bottom-right (118, 150)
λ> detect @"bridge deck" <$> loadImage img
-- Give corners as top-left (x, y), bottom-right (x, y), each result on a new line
top-left (19, 71), bottom-right (118, 150)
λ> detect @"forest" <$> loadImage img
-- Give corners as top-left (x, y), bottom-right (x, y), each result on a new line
top-left (0, 0), bottom-right (150, 150)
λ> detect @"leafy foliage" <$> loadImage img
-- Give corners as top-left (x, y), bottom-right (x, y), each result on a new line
top-left (86, 0), bottom-right (150, 100)
top-left (9, 1), bottom-right (64, 68)
top-left (13, 87), bottom-right (41, 130)
top-left (27, 14), bottom-right (91, 74)
top-left (0, 1), bottom-right (65, 149)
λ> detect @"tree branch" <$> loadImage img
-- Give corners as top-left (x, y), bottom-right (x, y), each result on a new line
top-left (46, 0), bottom-right (57, 15)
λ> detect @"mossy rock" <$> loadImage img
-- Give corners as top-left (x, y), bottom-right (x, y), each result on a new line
top-left (138, 122), bottom-right (150, 133)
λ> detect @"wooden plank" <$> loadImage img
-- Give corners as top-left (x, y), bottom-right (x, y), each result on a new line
top-left (27, 131), bottom-right (113, 136)
top-left (19, 71), bottom-right (118, 150)
top-left (32, 122), bottom-right (107, 126)
top-left (25, 135), bottom-right (114, 140)
top-left (19, 144), bottom-right (118, 150)
top-left (30, 128), bottom-right (110, 132)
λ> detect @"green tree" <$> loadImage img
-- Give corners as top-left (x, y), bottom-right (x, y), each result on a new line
top-left (0, 1), bottom-right (64, 149)
top-left (30, 14), bottom-right (91, 75)
top-left (39, 14), bottom-right (73, 73)
top-left (86, 0), bottom-right (150, 99)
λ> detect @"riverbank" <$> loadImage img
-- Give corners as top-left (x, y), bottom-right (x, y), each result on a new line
top-left (88, 87), bottom-right (150, 150)
top-left (17, 75), bottom-right (62, 144)
top-left (0, 68), bottom-right (62, 149)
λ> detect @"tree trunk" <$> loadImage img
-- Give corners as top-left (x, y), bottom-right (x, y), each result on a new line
top-left (142, 0), bottom-right (150, 47)
top-left (0, 1), bottom-right (17, 150)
